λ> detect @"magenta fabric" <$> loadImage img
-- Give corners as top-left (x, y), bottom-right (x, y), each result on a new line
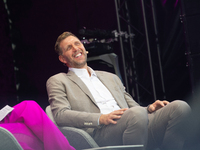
top-left (0, 100), bottom-right (75, 150)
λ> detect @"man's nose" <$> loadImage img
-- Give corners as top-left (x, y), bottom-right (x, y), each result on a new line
top-left (72, 45), bottom-right (79, 51)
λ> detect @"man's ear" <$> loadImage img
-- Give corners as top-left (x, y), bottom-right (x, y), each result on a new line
top-left (59, 55), bottom-right (67, 64)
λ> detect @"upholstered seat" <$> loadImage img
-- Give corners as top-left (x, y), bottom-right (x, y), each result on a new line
top-left (0, 127), bottom-right (23, 150)
top-left (45, 105), bottom-right (99, 150)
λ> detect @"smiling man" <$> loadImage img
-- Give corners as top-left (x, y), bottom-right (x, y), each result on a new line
top-left (58, 33), bottom-right (88, 69)
top-left (46, 31), bottom-right (191, 150)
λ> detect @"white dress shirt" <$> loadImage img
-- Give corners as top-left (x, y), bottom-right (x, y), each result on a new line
top-left (69, 67), bottom-right (121, 114)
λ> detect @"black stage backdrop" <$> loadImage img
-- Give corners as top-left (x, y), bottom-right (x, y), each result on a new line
top-left (0, 0), bottom-right (195, 109)
top-left (126, 0), bottom-right (192, 105)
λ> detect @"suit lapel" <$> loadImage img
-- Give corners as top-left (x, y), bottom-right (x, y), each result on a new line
top-left (66, 71), bottom-right (98, 106)
top-left (95, 71), bottom-right (126, 108)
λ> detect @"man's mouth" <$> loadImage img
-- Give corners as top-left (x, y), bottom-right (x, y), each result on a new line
top-left (75, 52), bottom-right (82, 58)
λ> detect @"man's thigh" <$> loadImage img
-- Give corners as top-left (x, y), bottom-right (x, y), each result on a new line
top-left (93, 106), bottom-right (148, 146)
top-left (147, 100), bottom-right (191, 149)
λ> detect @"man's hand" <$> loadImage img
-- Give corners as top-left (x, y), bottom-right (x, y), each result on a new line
top-left (99, 108), bottom-right (128, 125)
top-left (148, 100), bottom-right (169, 113)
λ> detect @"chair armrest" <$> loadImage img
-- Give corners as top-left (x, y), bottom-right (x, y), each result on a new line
top-left (59, 126), bottom-right (99, 150)
top-left (83, 145), bottom-right (144, 150)
top-left (45, 105), bottom-right (99, 150)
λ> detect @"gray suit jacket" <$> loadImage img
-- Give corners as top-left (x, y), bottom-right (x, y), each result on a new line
top-left (46, 70), bottom-right (139, 135)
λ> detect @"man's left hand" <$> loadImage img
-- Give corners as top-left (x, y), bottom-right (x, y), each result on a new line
top-left (148, 100), bottom-right (169, 113)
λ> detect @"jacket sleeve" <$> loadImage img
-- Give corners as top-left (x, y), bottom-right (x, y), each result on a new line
top-left (46, 74), bottom-right (102, 129)
top-left (113, 73), bottom-right (140, 108)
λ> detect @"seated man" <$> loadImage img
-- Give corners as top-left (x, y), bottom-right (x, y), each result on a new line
top-left (46, 31), bottom-right (191, 150)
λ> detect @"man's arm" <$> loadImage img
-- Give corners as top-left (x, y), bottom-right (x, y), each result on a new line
top-left (46, 74), bottom-right (102, 128)
top-left (112, 73), bottom-right (140, 108)
top-left (110, 73), bottom-right (170, 114)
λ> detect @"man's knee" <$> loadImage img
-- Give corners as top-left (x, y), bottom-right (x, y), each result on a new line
top-left (125, 106), bottom-right (148, 126)
top-left (170, 100), bottom-right (191, 116)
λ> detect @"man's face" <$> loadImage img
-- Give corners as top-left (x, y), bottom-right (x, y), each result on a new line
top-left (59, 35), bottom-right (87, 69)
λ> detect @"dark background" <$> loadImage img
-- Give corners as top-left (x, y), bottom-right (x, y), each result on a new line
top-left (0, 0), bottom-right (199, 110)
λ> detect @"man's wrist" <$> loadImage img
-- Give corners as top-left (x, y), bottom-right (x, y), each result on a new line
top-left (99, 114), bottom-right (103, 125)
top-left (98, 117), bottom-right (100, 125)
top-left (147, 104), bottom-right (152, 113)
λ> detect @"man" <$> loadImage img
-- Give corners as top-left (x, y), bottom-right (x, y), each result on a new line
top-left (46, 31), bottom-right (191, 150)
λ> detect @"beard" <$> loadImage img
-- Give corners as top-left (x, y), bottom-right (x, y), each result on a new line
top-left (66, 52), bottom-right (87, 68)
top-left (72, 59), bottom-right (87, 68)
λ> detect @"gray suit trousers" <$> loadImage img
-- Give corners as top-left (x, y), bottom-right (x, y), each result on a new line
top-left (92, 100), bottom-right (191, 150)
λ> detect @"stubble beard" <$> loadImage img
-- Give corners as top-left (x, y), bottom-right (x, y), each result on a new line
top-left (69, 52), bottom-right (87, 68)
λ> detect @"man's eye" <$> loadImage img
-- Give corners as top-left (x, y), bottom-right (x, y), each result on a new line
top-left (66, 46), bottom-right (71, 51)
top-left (75, 42), bottom-right (81, 45)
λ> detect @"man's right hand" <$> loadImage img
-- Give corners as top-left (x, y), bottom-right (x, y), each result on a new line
top-left (99, 108), bottom-right (128, 125)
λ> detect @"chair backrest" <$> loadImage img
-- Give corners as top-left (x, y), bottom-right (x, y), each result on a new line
top-left (0, 127), bottom-right (23, 150)
top-left (87, 53), bottom-right (122, 81)
top-left (45, 105), bottom-right (57, 125)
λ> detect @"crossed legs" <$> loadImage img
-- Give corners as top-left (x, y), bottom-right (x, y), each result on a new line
top-left (93, 106), bottom-right (148, 148)
top-left (93, 100), bottom-right (191, 150)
